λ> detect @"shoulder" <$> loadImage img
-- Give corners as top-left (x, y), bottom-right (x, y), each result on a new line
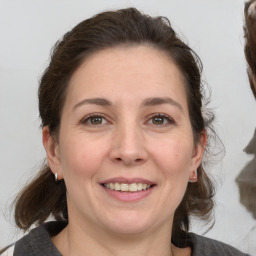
top-left (189, 233), bottom-right (250, 256)
top-left (1, 221), bottom-right (66, 256)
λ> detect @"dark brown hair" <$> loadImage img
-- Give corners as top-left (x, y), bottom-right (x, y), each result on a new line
top-left (14, 7), bottom-right (215, 240)
top-left (244, 0), bottom-right (256, 98)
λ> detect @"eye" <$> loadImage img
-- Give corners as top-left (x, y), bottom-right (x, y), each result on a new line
top-left (148, 114), bottom-right (174, 126)
top-left (81, 114), bottom-right (108, 126)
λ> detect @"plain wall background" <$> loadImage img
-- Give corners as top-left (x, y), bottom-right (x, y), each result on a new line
top-left (0, 0), bottom-right (255, 254)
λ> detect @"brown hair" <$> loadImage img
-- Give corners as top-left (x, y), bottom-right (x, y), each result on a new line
top-left (244, 0), bottom-right (256, 98)
top-left (14, 7), bottom-right (215, 240)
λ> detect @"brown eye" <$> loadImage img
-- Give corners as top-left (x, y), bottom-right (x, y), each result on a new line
top-left (81, 115), bottom-right (108, 126)
top-left (149, 114), bottom-right (174, 126)
top-left (152, 116), bottom-right (165, 125)
top-left (90, 116), bottom-right (103, 125)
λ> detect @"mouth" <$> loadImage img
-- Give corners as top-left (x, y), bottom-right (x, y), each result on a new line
top-left (102, 182), bottom-right (154, 192)
top-left (100, 178), bottom-right (156, 201)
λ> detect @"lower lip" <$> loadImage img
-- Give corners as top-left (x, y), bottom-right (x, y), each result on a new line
top-left (102, 186), bottom-right (155, 202)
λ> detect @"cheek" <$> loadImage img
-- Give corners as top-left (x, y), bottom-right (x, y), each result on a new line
top-left (59, 135), bottom-right (107, 179)
top-left (154, 138), bottom-right (193, 169)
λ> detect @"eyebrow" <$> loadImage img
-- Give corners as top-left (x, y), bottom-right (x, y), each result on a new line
top-left (73, 97), bottom-right (183, 111)
top-left (142, 97), bottom-right (183, 111)
top-left (73, 98), bottom-right (112, 111)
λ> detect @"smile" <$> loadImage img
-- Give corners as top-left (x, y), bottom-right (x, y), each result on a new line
top-left (103, 183), bottom-right (152, 192)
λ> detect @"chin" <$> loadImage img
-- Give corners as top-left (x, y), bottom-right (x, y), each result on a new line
top-left (100, 210), bottom-right (159, 235)
top-left (108, 222), bottom-right (152, 235)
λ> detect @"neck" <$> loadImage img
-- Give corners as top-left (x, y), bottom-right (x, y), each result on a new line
top-left (52, 218), bottom-right (175, 256)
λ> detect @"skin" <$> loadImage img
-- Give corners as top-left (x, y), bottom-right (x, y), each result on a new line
top-left (43, 45), bottom-right (206, 256)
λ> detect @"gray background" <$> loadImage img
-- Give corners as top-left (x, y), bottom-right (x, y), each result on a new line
top-left (0, 0), bottom-right (255, 254)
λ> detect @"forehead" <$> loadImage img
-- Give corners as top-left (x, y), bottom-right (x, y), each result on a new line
top-left (65, 45), bottom-right (188, 110)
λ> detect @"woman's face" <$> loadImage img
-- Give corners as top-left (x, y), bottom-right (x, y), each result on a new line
top-left (44, 45), bottom-right (205, 235)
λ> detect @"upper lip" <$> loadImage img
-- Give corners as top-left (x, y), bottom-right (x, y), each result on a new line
top-left (100, 177), bottom-right (155, 185)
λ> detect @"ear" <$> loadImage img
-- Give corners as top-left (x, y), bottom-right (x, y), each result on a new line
top-left (42, 126), bottom-right (63, 180)
top-left (189, 130), bottom-right (207, 179)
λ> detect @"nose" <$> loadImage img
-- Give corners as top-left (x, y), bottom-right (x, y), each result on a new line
top-left (109, 122), bottom-right (148, 166)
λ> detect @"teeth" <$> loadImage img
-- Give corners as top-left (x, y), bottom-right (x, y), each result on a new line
top-left (120, 183), bottom-right (129, 191)
top-left (129, 183), bottom-right (137, 192)
top-left (103, 182), bottom-right (152, 192)
top-left (114, 183), bottom-right (120, 190)
top-left (137, 183), bottom-right (143, 191)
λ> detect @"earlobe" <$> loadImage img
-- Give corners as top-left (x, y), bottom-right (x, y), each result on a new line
top-left (42, 126), bottom-right (63, 180)
top-left (189, 169), bottom-right (198, 183)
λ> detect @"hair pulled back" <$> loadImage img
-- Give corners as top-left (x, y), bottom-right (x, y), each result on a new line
top-left (14, 7), bottom-right (215, 240)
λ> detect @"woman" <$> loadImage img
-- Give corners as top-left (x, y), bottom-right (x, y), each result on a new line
top-left (1, 8), bottom-right (249, 256)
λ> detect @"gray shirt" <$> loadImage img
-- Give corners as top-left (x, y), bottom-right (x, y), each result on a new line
top-left (2, 221), bottom-right (251, 256)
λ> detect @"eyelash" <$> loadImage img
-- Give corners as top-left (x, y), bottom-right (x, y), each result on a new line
top-left (80, 113), bottom-right (175, 127)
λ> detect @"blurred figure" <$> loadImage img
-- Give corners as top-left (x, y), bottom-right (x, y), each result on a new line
top-left (244, 0), bottom-right (256, 97)
top-left (236, 0), bottom-right (256, 254)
